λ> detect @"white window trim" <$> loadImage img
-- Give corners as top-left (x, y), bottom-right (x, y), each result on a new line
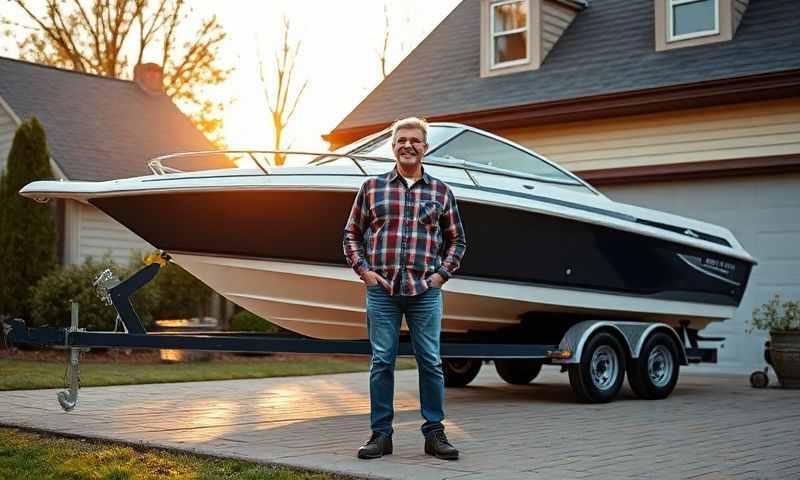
top-left (667, 0), bottom-right (720, 42)
top-left (490, 0), bottom-right (530, 70)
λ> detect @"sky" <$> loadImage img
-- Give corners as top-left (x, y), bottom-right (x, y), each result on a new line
top-left (209, 0), bottom-right (461, 154)
top-left (1, 1), bottom-right (461, 159)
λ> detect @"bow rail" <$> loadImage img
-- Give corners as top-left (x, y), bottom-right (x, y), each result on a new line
top-left (146, 150), bottom-right (486, 187)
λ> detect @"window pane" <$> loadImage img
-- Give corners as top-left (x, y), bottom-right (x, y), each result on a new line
top-left (431, 131), bottom-right (575, 181)
top-left (673, 0), bottom-right (716, 36)
top-left (493, 1), bottom-right (527, 32)
top-left (494, 32), bottom-right (527, 64)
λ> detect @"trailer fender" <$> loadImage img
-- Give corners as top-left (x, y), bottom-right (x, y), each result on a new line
top-left (634, 324), bottom-right (688, 365)
top-left (554, 321), bottom-right (687, 365)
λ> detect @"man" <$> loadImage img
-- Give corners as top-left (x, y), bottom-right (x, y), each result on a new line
top-left (343, 117), bottom-right (467, 460)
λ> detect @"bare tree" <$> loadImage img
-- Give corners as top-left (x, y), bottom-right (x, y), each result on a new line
top-left (379, 3), bottom-right (390, 79)
top-left (6, 0), bottom-right (230, 146)
top-left (257, 16), bottom-right (308, 167)
top-left (377, 2), bottom-right (414, 80)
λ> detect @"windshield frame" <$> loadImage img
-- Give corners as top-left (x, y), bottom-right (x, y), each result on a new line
top-left (316, 122), bottom-right (600, 194)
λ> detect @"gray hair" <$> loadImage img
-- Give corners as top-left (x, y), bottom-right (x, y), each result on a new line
top-left (391, 116), bottom-right (428, 144)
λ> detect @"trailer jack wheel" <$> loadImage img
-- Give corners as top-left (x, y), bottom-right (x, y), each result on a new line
top-left (750, 368), bottom-right (769, 388)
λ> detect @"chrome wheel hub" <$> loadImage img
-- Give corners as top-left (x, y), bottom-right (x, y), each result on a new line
top-left (648, 345), bottom-right (673, 388)
top-left (590, 345), bottom-right (619, 391)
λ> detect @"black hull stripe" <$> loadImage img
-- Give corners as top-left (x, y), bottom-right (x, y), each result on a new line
top-left (139, 173), bottom-right (733, 248)
top-left (90, 190), bottom-right (751, 308)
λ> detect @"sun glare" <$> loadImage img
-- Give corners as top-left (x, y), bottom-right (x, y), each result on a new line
top-left (204, 0), bottom-right (461, 166)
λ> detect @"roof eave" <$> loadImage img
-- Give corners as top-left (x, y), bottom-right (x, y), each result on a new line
top-left (324, 68), bottom-right (800, 148)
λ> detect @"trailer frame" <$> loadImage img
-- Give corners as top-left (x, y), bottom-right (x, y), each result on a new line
top-left (1, 254), bottom-right (721, 409)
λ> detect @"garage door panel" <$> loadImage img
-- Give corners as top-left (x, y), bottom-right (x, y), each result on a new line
top-left (602, 173), bottom-right (800, 373)
top-left (752, 260), bottom-right (800, 286)
top-left (755, 231), bottom-right (800, 260)
top-left (754, 179), bottom-right (800, 207)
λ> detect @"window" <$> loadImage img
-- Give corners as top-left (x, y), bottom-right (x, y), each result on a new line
top-left (490, 0), bottom-right (529, 69)
top-left (429, 131), bottom-right (577, 183)
top-left (668, 0), bottom-right (719, 41)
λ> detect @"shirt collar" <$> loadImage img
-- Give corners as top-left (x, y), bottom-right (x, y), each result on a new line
top-left (388, 164), bottom-right (431, 185)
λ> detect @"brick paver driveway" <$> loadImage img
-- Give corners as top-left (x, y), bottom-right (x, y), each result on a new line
top-left (1, 366), bottom-right (798, 479)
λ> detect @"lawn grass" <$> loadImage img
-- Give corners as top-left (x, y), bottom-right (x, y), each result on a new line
top-left (0, 427), bottom-right (349, 480)
top-left (0, 356), bottom-right (416, 391)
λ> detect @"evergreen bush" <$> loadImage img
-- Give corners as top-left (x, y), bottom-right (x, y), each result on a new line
top-left (0, 117), bottom-right (58, 318)
top-left (30, 255), bottom-right (159, 331)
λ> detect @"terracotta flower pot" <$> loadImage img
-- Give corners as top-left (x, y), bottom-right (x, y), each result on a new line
top-left (770, 330), bottom-right (800, 388)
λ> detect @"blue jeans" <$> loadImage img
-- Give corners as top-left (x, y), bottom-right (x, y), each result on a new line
top-left (366, 283), bottom-right (445, 437)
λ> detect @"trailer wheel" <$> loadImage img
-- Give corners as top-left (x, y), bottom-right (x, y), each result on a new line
top-left (494, 359), bottom-right (543, 385)
top-left (443, 358), bottom-right (482, 387)
top-left (568, 332), bottom-right (626, 403)
top-left (627, 332), bottom-right (680, 400)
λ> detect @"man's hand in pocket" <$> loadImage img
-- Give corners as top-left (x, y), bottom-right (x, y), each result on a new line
top-left (362, 271), bottom-right (390, 289)
top-left (427, 273), bottom-right (445, 288)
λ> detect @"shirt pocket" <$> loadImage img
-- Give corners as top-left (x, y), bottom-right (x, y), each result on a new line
top-left (371, 199), bottom-right (390, 221)
top-left (418, 200), bottom-right (442, 227)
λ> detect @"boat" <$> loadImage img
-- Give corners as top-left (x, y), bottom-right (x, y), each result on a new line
top-left (19, 123), bottom-right (756, 340)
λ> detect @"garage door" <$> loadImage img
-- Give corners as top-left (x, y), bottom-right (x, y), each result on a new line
top-left (601, 172), bottom-right (800, 374)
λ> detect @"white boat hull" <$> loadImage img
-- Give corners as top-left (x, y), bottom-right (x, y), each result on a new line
top-left (172, 253), bottom-right (736, 340)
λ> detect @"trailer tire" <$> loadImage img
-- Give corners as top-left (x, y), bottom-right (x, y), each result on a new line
top-left (568, 332), bottom-right (626, 403)
top-left (443, 358), bottom-right (482, 387)
top-left (627, 332), bottom-right (680, 400)
top-left (494, 359), bottom-right (543, 385)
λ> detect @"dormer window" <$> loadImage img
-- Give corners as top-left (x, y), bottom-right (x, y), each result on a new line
top-left (491, 0), bottom-right (529, 69)
top-left (655, 0), bottom-right (748, 51)
top-left (668, 0), bottom-right (719, 42)
top-left (480, 0), bottom-right (586, 78)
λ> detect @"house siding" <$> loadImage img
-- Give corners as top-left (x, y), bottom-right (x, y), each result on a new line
top-left (0, 103), bottom-right (17, 174)
top-left (497, 98), bottom-right (800, 173)
top-left (63, 200), bottom-right (153, 266)
top-left (734, 0), bottom-right (750, 33)
top-left (542, 0), bottom-right (578, 60)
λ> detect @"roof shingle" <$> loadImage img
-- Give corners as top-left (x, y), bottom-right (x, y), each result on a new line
top-left (0, 57), bottom-right (222, 181)
top-left (332, 0), bottom-right (800, 133)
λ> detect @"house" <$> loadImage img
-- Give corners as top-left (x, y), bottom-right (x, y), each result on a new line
top-left (324, 0), bottom-right (800, 373)
top-left (0, 57), bottom-right (231, 267)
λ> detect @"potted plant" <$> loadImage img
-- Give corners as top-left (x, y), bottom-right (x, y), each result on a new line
top-left (747, 294), bottom-right (800, 388)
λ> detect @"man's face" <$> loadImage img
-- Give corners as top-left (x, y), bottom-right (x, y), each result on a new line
top-left (392, 127), bottom-right (428, 169)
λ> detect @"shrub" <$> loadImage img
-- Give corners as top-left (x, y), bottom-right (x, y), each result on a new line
top-left (230, 309), bottom-right (282, 333)
top-left (30, 255), bottom-right (159, 331)
top-left (0, 117), bottom-right (57, 318)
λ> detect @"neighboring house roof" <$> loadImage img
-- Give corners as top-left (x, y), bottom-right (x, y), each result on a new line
top-left (328, 0), bottom-right (800, 142)
top-left (0, 56), bottom-right (227, 181)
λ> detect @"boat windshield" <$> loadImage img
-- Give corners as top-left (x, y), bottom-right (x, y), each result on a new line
top-left (429, 131), bottom-right (577, 183)
top-left (310, 124), bottom-right (589, 190)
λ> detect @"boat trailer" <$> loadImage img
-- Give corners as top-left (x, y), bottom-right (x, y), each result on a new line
top-left (1, 253), bottom-right (721, 409)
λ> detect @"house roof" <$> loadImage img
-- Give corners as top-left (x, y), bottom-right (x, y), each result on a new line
top-left (0, 56), bottom-right (228, 181)
top-left (328, 0), bottom-right (800, 141)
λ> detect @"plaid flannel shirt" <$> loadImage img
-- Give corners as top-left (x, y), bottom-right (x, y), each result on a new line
top-left (343, 165), bottom-right (467, 296)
